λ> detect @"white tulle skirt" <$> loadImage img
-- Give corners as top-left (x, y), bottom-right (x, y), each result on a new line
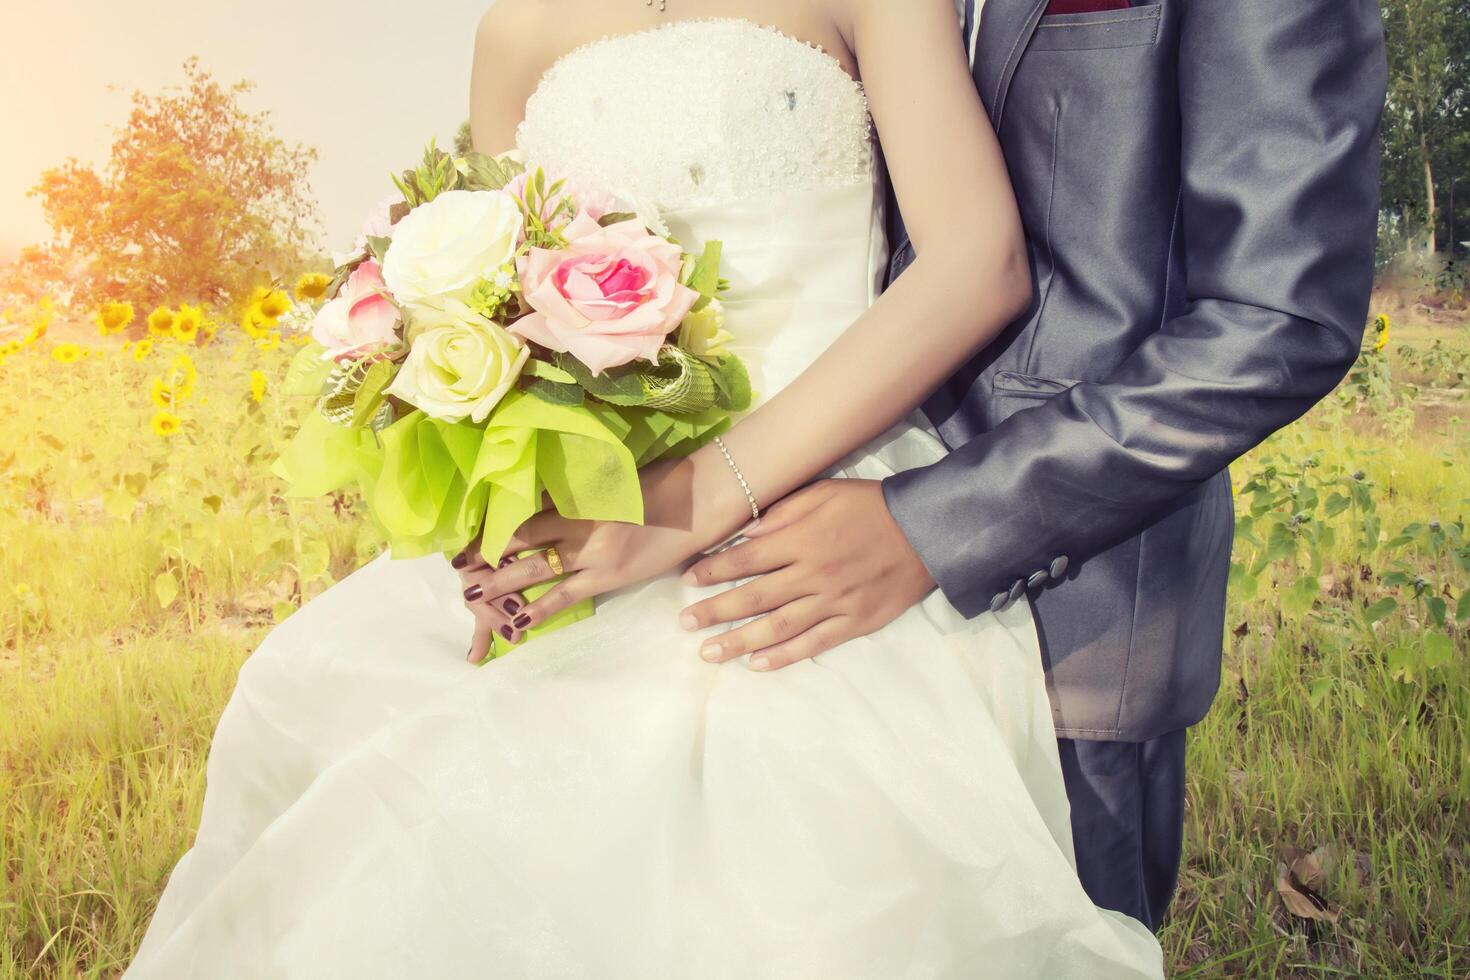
top-left (125, 418), bottom-right (1163, 979)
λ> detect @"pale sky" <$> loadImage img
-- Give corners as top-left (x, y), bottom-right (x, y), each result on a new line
top-left (1, 0), bottom-right (491, 264)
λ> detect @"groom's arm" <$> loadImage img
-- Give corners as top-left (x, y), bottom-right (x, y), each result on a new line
top-left (882, 0), bottom-right (1387, 617)
top-left (682, 0), bottom-right (1386, 663)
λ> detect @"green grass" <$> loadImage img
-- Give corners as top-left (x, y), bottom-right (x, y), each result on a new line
top-left (1, 315), bottom-right (1467, 977)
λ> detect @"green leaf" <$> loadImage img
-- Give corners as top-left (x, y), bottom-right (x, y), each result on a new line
top-left (1282, 577), bottom-right (1318, 617)
top-left (555, 354), bottom-right (650, 406)
top-left (708, 355), bottom-right (753, 412)
top-left (1363, 596), bottom-right (1398, 625)
top-left (686, 240), bottom-right (724, 299)
top-left (102, 488), bottom-right (137, 522)
top-left (1323, 492), bottom-right (1352, 518)
top-left (1423, 632), bottom-right (1454, 672)
top-left (1456, 589), bottom-right (1470, 624)
top-left (1307, 676), bottom-right (1334, 710)
top-left (1426, 595), bottom-right (1447, 629)
top-left (284, 342), bottom-right (334, 396)
top-left (461, 149), bottom-right (521, 190)
top-left (1228, 561), bottom-right (1260, 601)
top-left (350, 360), bottom-right (397, 430)
top-left (154, 571), bottom-right (180, 610)
top-left (366, 235), bottom-right (393, 264)
top-left (523, 378), bottom-right (586, 406)
top-left (598, 211), bottom-right (639, 226)
top-left (525, 359), bottom-right (577, 384)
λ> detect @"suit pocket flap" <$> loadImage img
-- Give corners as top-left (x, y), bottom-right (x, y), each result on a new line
top-left (1031, 6), bottom-right (1161, 51)
top-left (992, 371), bottom-right (1083, 398)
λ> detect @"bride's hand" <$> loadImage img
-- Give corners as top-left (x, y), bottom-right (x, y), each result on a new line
top-left (462, 455), bottom-right (747, 655)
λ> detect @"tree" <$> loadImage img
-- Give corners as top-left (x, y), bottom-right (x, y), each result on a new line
top-left (1380, 0), bottom-right (1470, 256)
top-left (27, 57), bottom-right (321, 309)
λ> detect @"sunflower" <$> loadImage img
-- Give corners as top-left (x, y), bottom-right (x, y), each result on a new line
top-left (173, 304), bottom-right (203, 343)
top-left (132, 339), bottom-right (155, 362)
top-left (249, 369), bottom-right (268, 404)
top-left (95, 301), bottom-right (135, 336)
top-left (251, 286), bottom-right (292, 320)
top-left (150, 411), bottom-right (183, 438)
top-left (258, 332), bottom-right (282, 352)
top-left (150, 378), bottom-right (175, 409)
top-left (241, 306), bottom-right (275, 340)
top-left (51, 343), bottom-right (82, 364)
top-left (1372, 313), bottom-right (1391, 353)
top-left (295, 272), bottom-right (333, 302)
top-left (147, 306), bottom-right (176, 338)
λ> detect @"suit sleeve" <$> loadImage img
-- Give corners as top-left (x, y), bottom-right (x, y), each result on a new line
top-left (882, 0), bottom-right (1387, 617)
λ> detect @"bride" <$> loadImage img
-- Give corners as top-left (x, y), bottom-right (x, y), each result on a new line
top-left (126, 0), bottom-right (1165, 976)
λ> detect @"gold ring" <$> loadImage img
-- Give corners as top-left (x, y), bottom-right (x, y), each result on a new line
top-left (544, 546), bottom-right (564, 577)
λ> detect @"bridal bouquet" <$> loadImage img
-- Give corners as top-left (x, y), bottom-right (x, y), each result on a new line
top-left (273, 143), bottom-right (750, 655)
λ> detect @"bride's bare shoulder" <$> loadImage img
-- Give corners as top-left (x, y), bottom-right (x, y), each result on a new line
top-left (470, 0), bottom-right (557, 153)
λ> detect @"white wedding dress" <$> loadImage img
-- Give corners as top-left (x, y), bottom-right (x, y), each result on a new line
top-left (126, 20), bottom-right (1163, 979)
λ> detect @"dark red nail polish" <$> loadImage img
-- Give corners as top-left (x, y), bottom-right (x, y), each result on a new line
top-left (503, 598), bottom-right (521, 614)
top-left (513, 614), bottom-right (531, 629)
top-left (451, 553), bottom-right (468, 569)
top-left (499, 625), bottom-right (513, 641)
top-left (464, 586), bottom-right (483, 601)
top-left (499, 556), bottom-right (515, 568)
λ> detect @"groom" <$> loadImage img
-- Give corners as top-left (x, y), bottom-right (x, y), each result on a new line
top-left (681, 0), bottom-right (1387, 931)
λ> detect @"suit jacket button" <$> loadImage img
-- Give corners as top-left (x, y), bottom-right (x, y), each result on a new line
top-left (1049, 556), bottom-right (1070, 578)
top-left (989, 592), bottom-right (1009, 613)
top-left (1027, 570), bottom-right (1049, 590)
top-left (1007, 579), bottom-right (1027, 604)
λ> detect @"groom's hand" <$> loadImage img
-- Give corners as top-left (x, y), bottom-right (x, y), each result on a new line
top-left (679, 480), bottom-right (935, 671)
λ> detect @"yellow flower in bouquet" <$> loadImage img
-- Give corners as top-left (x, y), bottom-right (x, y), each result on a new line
top-left (295, 272), bottom-right (332, 302)
top-left (51, 343), bottom-right (82, 364)
top-left (249, 370), bottom-right (268, 404)
top-left (95, 301), bottom-right (135, 336)
top-left (151, 411), bottom-right (182, 438)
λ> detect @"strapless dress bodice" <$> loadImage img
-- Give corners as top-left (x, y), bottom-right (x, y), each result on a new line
top-left (516, 18), bottom-right (873, 213)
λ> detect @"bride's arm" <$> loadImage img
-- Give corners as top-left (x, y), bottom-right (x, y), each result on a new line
top-left (699, 0), bottom-right (1028, 521)
top-left (471, 0), bottom-right (1028, 641)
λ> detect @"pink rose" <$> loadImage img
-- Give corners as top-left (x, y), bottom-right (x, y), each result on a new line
top-left (513, 212), bottom-right (698, 375)
top-left (312, 260), bottom-right (400, 358)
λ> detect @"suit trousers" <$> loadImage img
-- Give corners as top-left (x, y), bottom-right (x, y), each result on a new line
top-left (1056, 729), bottom-right (1187, 933)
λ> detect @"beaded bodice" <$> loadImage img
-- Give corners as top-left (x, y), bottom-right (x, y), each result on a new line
top-left (516, 19), bottom-right (873, 212)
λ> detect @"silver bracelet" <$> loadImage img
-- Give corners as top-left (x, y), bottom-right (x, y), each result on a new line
top-left (712, 436), bottom-right (760, 522)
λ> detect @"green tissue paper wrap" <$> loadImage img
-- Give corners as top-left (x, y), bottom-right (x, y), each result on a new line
top-left (272, 385), bottom-right (730, 660)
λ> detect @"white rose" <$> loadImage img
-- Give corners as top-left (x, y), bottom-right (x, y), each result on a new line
top-left (382, 190), bottom-right (522, 310)
top-left (385, 301), bottom-right (529, 423)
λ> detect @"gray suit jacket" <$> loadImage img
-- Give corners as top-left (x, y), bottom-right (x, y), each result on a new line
top-left (882, 0), bottom-right (1387, 741)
